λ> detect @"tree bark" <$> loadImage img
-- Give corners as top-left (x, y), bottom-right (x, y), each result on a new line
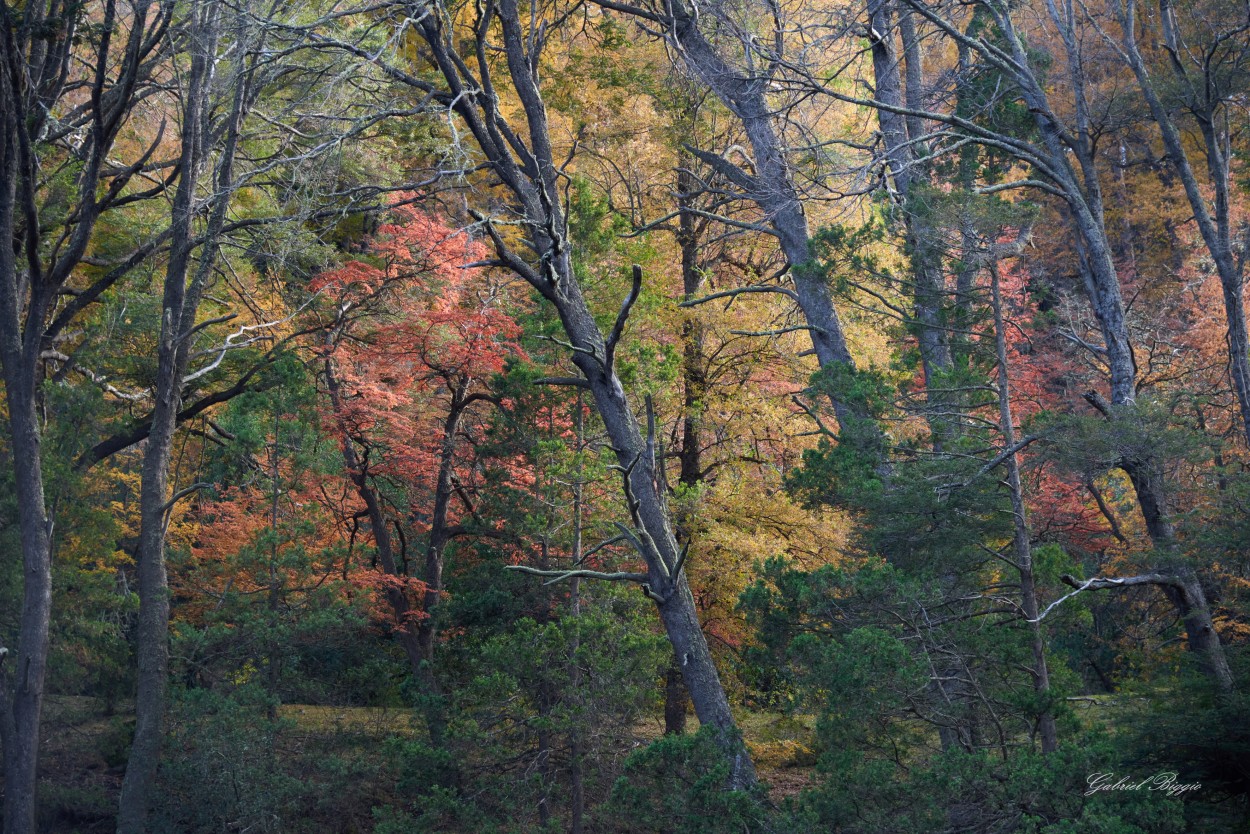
top-left (412, 385), bottom-right (470, 746)
top-left (568, 395), bottom-right (586, 834)
top-left (383, 0), bottom-right (759, 786)
top-left (117, 3), bottom-right (264, 823)
top-left (869, 0), bottom-right (952, 416)
top-left (0, 2), bottom-right (165, 829)
top-left (615, 0), bottom-right (866, 429)
top-left (1118, 0), bottom-right (1250, 448)
top-left (990, 262), bottom-right (1058, 753)
top-left (117, 7), bottom-right (220, 829)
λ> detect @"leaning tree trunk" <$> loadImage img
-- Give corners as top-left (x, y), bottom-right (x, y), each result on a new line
top-left (393, 0), bottom-right (758, 786)
top-left (561, 271), bottom-right (757, 789)
top-left (984, 0), bottom-right (1235, 690)
top-left (624, 0), bottom-right (864, 429)
top-left (1118, 0), bottom-right (1250, 449)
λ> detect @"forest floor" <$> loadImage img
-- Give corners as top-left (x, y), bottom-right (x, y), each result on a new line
top-left (32, 695), bottom-right (821, 832)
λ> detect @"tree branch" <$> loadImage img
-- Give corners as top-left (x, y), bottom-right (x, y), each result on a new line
top-left (605, 264), bottom-right (643, 370)
top-left (503, 564), bottom-right (649, 585)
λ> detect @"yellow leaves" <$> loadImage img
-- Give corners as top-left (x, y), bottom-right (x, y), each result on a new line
top-left (683, 468), bottom-right (850, 648)
top-left (699, 470), bottom-right (849, 572)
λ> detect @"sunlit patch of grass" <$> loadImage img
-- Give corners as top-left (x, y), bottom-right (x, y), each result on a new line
top-left (277, 703), bottom-right (422, 737)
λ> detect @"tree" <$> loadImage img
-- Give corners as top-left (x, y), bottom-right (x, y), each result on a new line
top-left (1111, 0), bottom-right (1250, 449)
top-left (316, 202), bottom-right (521, 750)
top-left (0, 3), bottom-right (172, 829)
top-left (813, 0), bottom-right (1235, 692)
top-left (118, 1), bottom-right (258, 825)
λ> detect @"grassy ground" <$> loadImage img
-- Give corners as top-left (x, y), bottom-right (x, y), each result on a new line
top-left (30, 696), bottom-right (818, 832)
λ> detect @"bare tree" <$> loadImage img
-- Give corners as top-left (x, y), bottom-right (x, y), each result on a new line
top-left (311, 0), bottom-right (759, 787)
top-left (0, 2), bottom-right (173, 829)
top-left (1110, 0), bottom-right (1250, 449)
top-left (743, 0), bottom-right (1235, 692)
top-left (592, 0), bottom-right (877, 435)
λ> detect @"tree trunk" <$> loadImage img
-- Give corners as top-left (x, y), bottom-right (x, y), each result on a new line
top-left (1119, 0), bottom-right (1250, 448)
top-left (323, 361), bottom-right (455, 743)
top-left (0, 96), bottom-right (51, 834)
top-left (118, 4), bottom-right (252, 824)
top-left (1120, 458), bottom-right (1234, 691)
top-left (639, 0), bottom-right (866, 430)
top-left (408, 0), bottom-right (758, 785)
top-left (870, 0), bottom-right (953, 421)
top-left (0, 374), bottom-right (53, 834)
top-left (568, 396), bottom-right (586, 834)
top-left (412, 387), bottom-right (468, 745)
top-left (661, 164), bottom-right (708, 736)
top-left (990, 262), bottom-right (1058, 753)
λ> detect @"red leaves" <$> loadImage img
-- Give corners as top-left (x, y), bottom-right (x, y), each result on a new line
top-left (316, 202), bottom-right (526, 624)
top-left (319, 204), bottom-right (524, 488)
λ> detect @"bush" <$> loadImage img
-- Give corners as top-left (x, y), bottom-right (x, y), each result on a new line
top-left (609, 728), bottom-right (769, 834)
top-left (152, 686), bottom-right (310, 834)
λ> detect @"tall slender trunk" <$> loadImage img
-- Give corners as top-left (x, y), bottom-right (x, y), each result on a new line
top-left (568, 394), bottom-right (586, 834)
top-left (118, 4), bottom-right (254, 825)
top-left (265, 410), bottom-right (283, 721)
top-left (411, 385), bottom-right (469, 745)
top-left (0, 104), bottom-right (52, 834)
top-left (870, 0), bottom-right (953, 420)
top-left (0, 20), bottom-right (47, 826)
top-left (662, 165), bottom-right (706, 736)
top-left (0, 366), bottom-right (53, 834)
top-left (990, 262), bottom-right (1058, 753)
top-left (868, 4), bottom-right (979, 746)
top-left (1, 1), bottom-right (166, 827)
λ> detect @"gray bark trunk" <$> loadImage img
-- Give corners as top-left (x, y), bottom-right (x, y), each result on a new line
top-left (412, 387), bottom-right (469, 747)
top-left (0, 361), bottom-right (53, 834)
top-left (990, 263), bottom-right (1058, 753)
top-left (870, 0), bottom-right (952, 406)
top-left (117, 13), bottom-right (213, 831)
top-left (568, 396), bottom-right (586, 834)
top-left (645, 0), bottom-right (862, 428)
top-left (1119, 0), bottom-right (1250, 448)
top-left (1120, 458), bottom-right (1234, 691)
top-left (405, 0), bottom-right (757, 786)
top-left (118, 4), bottom-right (256, 825)
top-left (1, 1), bottom-right (163, 829)
top-left (0, 71), bottom-right (51, 834)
